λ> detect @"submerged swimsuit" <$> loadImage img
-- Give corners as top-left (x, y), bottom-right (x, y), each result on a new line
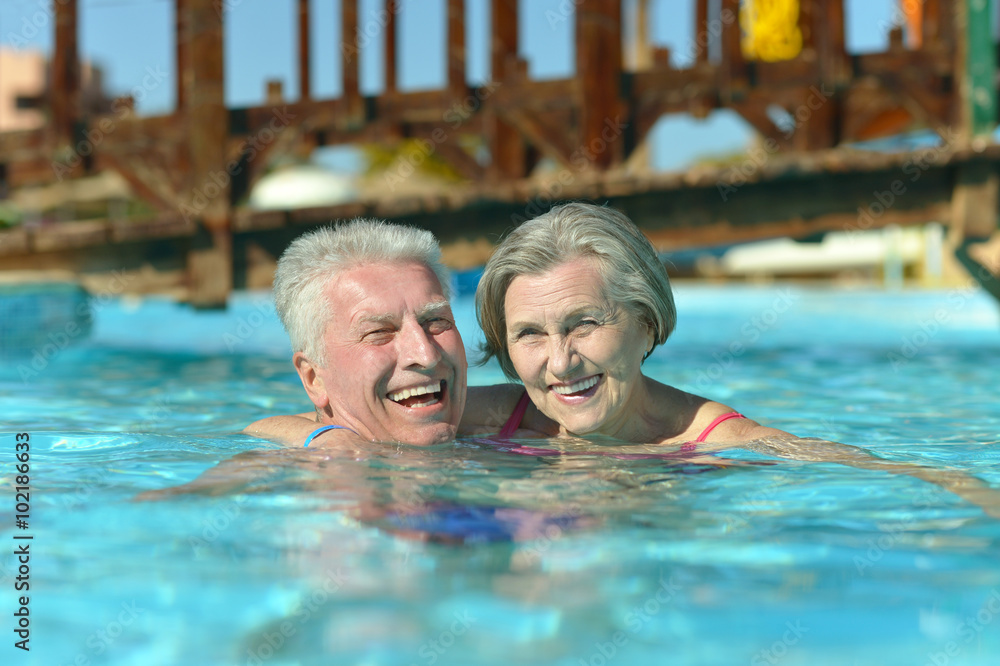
top-left (303, 424), bottom-right (360, 447)
top-left (492, 391), bottom-right (746, 460)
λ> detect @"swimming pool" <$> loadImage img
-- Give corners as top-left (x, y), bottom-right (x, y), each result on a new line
top-left (2, 282), bottom-right (999, 665)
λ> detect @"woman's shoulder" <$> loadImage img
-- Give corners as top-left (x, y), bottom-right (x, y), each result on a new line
top-left (673, 390), bottom-right (793, 443)
top-left (460, 384), bottom-right (529, 433)
top-left (649, 384), bottom-right (753, 442)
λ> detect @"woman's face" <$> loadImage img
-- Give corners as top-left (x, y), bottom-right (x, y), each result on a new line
top-left (504, 256), bottom-right (654, 438)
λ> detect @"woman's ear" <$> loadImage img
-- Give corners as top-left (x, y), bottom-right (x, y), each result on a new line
top-left (293, 352), bottom-right (330, 410)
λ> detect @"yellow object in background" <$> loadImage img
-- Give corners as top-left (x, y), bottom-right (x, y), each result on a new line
top-left (740, 0), bottom-right (803, 62)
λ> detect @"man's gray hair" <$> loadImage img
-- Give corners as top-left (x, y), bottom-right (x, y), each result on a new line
top-left (476, 202), bottom-right (676, 379)
top-left (274, 219), bottom-right (451, 366)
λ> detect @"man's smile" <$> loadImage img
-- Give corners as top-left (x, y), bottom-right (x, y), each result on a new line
top-left (387, 379), bottom-right (446, 408)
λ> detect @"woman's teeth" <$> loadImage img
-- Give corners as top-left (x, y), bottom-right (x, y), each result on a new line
top-left (551, 376), bottom-right (599, 395)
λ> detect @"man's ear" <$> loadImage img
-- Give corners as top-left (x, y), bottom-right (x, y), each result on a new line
top-left (294, 352), bottom-right (330, 410)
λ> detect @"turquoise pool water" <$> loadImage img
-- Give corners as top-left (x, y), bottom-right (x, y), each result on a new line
top-left (2, 283), bottom-right (1000, 665)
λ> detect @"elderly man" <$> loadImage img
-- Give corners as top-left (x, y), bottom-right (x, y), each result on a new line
top-left (245, 219), bottom-right (470, 447)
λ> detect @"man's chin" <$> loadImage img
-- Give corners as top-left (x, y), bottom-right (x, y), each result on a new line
top-left (407, 424), bottom-right (459, 446)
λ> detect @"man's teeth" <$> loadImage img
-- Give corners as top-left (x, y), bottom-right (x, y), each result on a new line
top-left (551, 376), bottom-right (599, 395)
top-left (388, 381), bottom-right (442, 402)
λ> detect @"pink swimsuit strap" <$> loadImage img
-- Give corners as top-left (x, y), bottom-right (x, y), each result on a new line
top-left (496, 391), bottom-right (745, 455)
top-left (694, 412), bottom-right (746, 442)
top-left (498, 391), bottom-right (532, 438)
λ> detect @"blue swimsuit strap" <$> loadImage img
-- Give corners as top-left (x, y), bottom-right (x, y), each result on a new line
top-left (304, 424), bottom-right (359, 447)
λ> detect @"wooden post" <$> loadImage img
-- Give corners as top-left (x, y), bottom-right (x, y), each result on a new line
top-left (52, 0), bottom-right (80, 147)
top-left (491, 0), bottom-right (517, 80)
top-left (633, 0), bottom-right (652, 71)
top-left (490, 0), bottom-right (526, 179)
top-left (448, 0), bottom-right (466, 91)
top-left (816, 0), bottom-right (848, 89)
top-left (695, 0), bottom-right (708, 65)
top-left (798, 0), bottom-right (816, 54)
top-left (184, 0), bottom-right (231, 307)
top-left (176, 0), bottom-right (186, 110)
top-left (576, 0), bottom-right (623, 171)
top-left (299, 0), bottom-right (311, 99)
top-left (385, 0), bottom-right (397, 93)
top-left (720, 0), bottom-right (747, 97)
top-left (342, 0), bottom-right (362, 119)
top-left (923, 0), bottom-right (942, 45)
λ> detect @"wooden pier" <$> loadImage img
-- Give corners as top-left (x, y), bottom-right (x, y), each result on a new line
top-left (0, 0), bottom-right (998, 305)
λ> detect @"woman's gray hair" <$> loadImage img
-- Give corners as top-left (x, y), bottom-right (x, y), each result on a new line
top-left (476, 202), bottom-right (676, 379)
top-left (274, 218), bottom-right (451, 366)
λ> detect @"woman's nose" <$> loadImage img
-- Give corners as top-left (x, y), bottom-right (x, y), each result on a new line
top-left (547, 336), bottom-right (578, 377)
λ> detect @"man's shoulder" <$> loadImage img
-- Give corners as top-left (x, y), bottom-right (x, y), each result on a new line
top-left (243, 413), bottom-right (321, 447)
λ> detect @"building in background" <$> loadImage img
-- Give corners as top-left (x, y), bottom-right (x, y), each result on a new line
top-left (0, 47), bottom-right (114, 132)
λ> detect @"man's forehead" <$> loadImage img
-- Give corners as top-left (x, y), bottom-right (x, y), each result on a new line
top-left (324, 261), bottom-right (448, 323)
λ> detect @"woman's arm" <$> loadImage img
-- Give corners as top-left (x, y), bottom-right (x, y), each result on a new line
top-left (732, 427), bottom-right (1000, 519)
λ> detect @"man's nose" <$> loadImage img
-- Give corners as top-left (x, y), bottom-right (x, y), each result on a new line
top-left (400, 321), bottom-right (442, 369)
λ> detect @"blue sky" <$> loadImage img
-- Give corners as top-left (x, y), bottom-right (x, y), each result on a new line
top-left (1, 0), bottom-right (904, 171)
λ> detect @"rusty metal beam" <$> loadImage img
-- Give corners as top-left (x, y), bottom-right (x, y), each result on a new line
top-left (385, 0), bottom-right (397, 93)
top-left (52, 0), bottom-right (80, 146)
top-left (183, 0), bottom-right (230, 306)
top-left (695, 0), bottom-right (708, 65)
top-left (923, 0), bottom-right (943, 46)
top-left (499, 108), bottom-right (578, 167)
top-left (491, 0), bottom-right (518, 81)
top-left (448, 0), bottom-right (466, 92)
top-left (298, 0), bottom-right (311, 99)
top-left (816, 0), bottom-right (848, 88)
top-left (577, 0), bottom-right (624, 170)
top-left (342, 0), bottom-right (361, 118)
top-left (720, 0), bottom-right (747, 96)
top-left (490, 0), bottom-right (526, 179)
top-left (176, 0), bottom-right (186, 109)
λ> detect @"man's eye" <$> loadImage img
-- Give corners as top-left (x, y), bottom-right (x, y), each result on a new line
top-left (363, 329), bottom-right (394, 342)
top-left (425, 318), bottom-right (453, 334)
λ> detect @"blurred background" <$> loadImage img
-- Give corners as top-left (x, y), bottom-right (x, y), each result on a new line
top-left (1, 0), bottom-right (999, 340)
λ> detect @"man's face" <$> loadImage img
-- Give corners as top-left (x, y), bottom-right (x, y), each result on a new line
top-left (301, 261), bottom-right (467, 445)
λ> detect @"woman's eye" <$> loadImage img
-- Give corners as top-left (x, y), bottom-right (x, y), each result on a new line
top-left (574, 319), bottom-right (599, 331)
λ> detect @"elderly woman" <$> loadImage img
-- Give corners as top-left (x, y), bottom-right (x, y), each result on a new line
top-left (467, 202), bottom-right (789, 446)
